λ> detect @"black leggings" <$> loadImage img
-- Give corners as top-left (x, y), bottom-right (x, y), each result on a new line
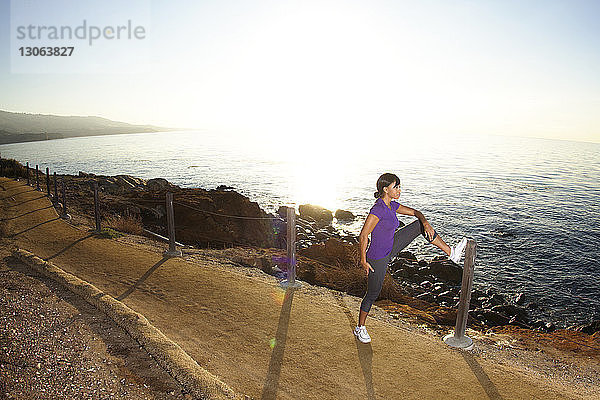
top-left (360, 220), bottom-right (436, 313)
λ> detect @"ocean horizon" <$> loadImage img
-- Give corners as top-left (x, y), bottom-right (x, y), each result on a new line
top-left (1, 130), bottom-right (599, 328)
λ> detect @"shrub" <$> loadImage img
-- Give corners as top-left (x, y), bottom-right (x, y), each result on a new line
top-left (104, 214), bottom-right (143, 235)
top-left (96, 227), bottom-right (124, 239)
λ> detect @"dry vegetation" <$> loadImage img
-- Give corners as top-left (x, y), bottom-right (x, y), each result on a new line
top-left (104, 214), bottom-right (144, 235)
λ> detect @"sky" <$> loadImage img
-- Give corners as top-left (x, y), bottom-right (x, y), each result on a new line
top-left (1, 0), bottom-right (600, 145)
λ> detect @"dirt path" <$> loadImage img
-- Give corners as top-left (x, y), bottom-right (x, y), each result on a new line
top-left (0, 177), bottom-right (596, 400)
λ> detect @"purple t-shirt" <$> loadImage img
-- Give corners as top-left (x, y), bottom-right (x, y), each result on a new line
top-left (366, 198), bottom-right (400, 260)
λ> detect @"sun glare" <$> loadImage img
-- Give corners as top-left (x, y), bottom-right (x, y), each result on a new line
top-left (286, 141), bottom-right (363, 212)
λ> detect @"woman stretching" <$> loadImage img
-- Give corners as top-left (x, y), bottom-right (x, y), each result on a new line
top-left (354, 173), bottom-right (467, 344)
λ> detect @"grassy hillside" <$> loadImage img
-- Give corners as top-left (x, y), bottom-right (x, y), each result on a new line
top-left (0, 110), bottom-right (176, 144)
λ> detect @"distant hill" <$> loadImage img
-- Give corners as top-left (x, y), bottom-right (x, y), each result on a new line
top-left (0, 110), bottom-right (177, 145)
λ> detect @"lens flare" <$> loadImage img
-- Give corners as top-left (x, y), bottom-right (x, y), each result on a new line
top-left (270, 287), bottom-right (286, 306)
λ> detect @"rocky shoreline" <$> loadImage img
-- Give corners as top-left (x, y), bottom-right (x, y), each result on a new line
top-left (2, 158), bottom-right (599, 338)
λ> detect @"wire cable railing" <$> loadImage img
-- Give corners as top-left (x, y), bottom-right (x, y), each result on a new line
top-left (174, 200), bottom-right (285, 222)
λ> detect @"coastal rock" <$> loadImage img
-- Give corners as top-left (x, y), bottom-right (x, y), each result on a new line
top-left (334, 209), bottom-right (355, 221)
top-left (426, 260), bottom-right (463, 283)
top-left (146, 178), bottom-right (174, 192)
top-left (97, 175), bottom-right (146, 194)
top-left (436, 290), bottom-right (458, 304)
top-left (514, 292), bottom-right (526, 305)
top-left (392, 268), bottom-right (412, 280)
top-left (215, 185), bottom-right (234, 191)
top-left (394, 251), bottom-right (417, 261)
top-left (299, 204), bottom-right (333, 226)
top-left (544, 322), bottom-right (556, 332)
top-left (416, 293), bottom-right (435, 303)
top-left (299, 238), bottom-right (359, 268)
top-left (574, 320), bottom-right (600, 335)
top-left (491, 304), bottom-right (529, 322)
top-left (122, 187), bottom-right (275, 248)
top-left (487, 293), bottom-right (506, 307)
top-left (314, 229), bottom-right (331, 242)
top-left (277, 205), bottom-right (291, 217)
top-left (419, 280), bottom-right (433, 289)
top-left (479, 310), bottom-right (510, 327)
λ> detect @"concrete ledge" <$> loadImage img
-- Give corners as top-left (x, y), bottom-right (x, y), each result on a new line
top-left (13, 247), bottom-right (244, 400)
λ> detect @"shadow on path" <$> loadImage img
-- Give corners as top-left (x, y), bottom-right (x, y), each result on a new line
top-left (460, 350), bottom-right (504, 400)
top-left (10, 217), bottom-right (61, 238)
top-left (261, 287), bottom-right (296, 400)
top-left (117, 256), bottom-right (170, 301)
top-left (334, 295), bottom-right (375, 400)
top-left (7, 195), bottom-right (48, 208)
top-left (45, 233), bottom-right (94, 261)
top-left (1, 205), bottom-right (54, 221)
top-left (0, 188), bottom-right (37, 200)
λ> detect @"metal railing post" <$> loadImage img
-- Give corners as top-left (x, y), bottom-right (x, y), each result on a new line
top-left (281, 206), bottom-right (301, 288)
top-left (46, 167), bottom-right (50, 196)
top-left (163, 192), bottom-right (181, 257)
top-left (443, 239), bottom-right (477, 349)
top-left (26, 162), bottom-right (30, 185)
top-left (93, 181), bottom-right (101, 233)
top-left (0, 153), bottom-right (3, 176)
top-left (35, 165), bottom-right (40, 190)
top-left (53, 172), bottom-right (58, 203)
top-left (60, 177), bottom-right (69, 219)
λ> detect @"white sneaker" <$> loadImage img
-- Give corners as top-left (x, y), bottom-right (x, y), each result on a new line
top-left (450, 237), bottom-right (468, 264)
top-left (353, 325), bottom-right (371, 343)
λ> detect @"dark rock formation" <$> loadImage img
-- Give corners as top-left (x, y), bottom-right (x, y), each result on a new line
top-left (128, 188), bottom-right (275, 248)
top-left (147, 178), bottom-right (175, 192)
top-left (299, 238), bottom-right (358, 268)
top-left (574, 320), bottom-right (600, 335)
top-left (334, 209), bottom-right (355, 221)
top-left (41, 172), bottom-right (275, 248)
top-left (425, 260), bottom-right (463, 283)
top-left (299, 204), bottom-right (333, 226)
top-left (215, 185), bottom-right (234, 191)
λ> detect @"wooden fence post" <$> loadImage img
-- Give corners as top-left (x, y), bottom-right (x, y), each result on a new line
top-left (60, 177), bottom-right (69, 219)
top-left (46, 167), bottom-right (50, 196)
top-left (93, 181), bottom-right (101, 232)
top-left (163, 192), bottom-right (181, 257)
top-left (281, 206), bottom-right (301, 288)
top-left (443, 239), bottom-right (477, 349)
top-left (53, 172), bottom-right (58, 203)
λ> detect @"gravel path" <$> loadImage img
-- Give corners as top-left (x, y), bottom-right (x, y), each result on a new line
top-left (0, 246), bottom-right (190, 400)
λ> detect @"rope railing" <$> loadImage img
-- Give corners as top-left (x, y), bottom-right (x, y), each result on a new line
top-left (0, 156), bottom-right (300, 284)
top-left (174, 200), bottom-right (286, 222)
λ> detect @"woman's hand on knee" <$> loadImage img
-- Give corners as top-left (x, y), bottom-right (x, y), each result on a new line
top-left (361, 261), bottom-right (374, 276)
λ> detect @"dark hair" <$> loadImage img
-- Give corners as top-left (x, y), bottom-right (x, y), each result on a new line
top-left (374, 173), bottom-right (400, 198)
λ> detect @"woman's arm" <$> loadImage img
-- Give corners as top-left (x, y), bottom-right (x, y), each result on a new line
top-left (358, 214), bottom-right (379, 276)
top-left (396, 204), bottom-right (435, 241)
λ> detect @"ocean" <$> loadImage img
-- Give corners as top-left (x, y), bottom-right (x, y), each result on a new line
top-left (2, 130), bottom-right (599, 328)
